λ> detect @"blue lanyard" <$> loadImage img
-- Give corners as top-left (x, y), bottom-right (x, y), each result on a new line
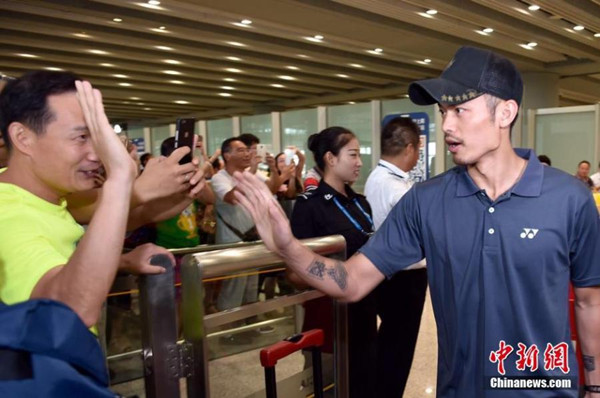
top-left (377, 162), bottom-right (407, 180)
top-left (332, 196), bottom-right (374, 237)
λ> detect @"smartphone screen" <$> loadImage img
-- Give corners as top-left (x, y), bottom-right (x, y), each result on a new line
top-left (175, 118), bottom-right (195, 164)
top-left (256, 144), bottom-right (267, 159)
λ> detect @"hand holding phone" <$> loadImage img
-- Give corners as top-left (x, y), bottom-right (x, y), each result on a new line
top-left (175, 118), bottom-right (195, 164)
top-left (256, 144), bottom-right (267, 159)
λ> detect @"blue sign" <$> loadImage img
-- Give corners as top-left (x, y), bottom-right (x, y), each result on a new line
top-left (131, 137), bottom-right (146, 154)
top-left (381, 112), bottom-right (430, 182)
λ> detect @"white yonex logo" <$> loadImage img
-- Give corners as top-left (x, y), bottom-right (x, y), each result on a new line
top-left (520, 228), bottom-right (539, 239)
top-left (324, 194), bottom-right (333, 200)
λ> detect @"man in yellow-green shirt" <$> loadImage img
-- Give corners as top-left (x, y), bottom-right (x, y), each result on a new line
top-left (0, 71), bottom-right (193, 328)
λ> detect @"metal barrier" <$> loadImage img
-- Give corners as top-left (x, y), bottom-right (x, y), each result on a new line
top-left (138, 235), bottom-right (348, 398)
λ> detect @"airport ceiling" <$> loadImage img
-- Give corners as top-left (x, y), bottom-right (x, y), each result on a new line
top-left (1, 0), bottom-right (600, 126)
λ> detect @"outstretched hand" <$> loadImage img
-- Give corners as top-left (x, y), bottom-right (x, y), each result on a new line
top-left (75, 80), bottom-right (137, 182)
top-left (233, 171), bottom-right (295, 255)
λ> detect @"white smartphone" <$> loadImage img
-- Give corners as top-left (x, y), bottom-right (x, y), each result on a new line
top-left (256, 143), bottom-right (267, 159)
top-left (284, 148), bottom-right (295, 165)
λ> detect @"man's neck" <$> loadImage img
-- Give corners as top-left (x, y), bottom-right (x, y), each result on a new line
top-left (225, 163), bottom-right (245, 176)
top-left (381, 154), bottom-right (411, 173)
top-left (467, 146), bottom-right (527, 202)
top-left (0, 158), bottom-right (62, 204)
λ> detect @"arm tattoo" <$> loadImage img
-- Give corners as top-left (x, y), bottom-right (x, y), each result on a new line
top-left (306, 259), bottom-right (326, 280)
top-left (326, 261), bottom-right (348, 291)
top-left (583, 355), bottom-right (596, 371)
top-left (305, 259), bottom-right (348, 291)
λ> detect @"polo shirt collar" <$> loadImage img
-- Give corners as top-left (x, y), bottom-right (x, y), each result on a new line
top-left (377, 159), bottom-right (410, 180)
top-left (318, 180), bottom-right (356, 202)
top-left (455, 148), bottom-right (543, 198)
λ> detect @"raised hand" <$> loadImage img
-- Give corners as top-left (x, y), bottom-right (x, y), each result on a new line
top-left (280, 163), bottom-right (296, 182)
top-left (233, 171), bottom-right (295, 255)
top-left (135, 146), bottom-right (197, 202)
top-left (75, 80), bottom-right (136, 183)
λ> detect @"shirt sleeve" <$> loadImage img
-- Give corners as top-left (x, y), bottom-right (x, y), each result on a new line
top-left (0, 215), bottom-right (68, 304)
top-left (291, 199), bottom-right (317, 240)
top-left (569, 192), bottom-right (600, 287)
top-left (359, 185), bottom-right (425, 278)
top-left (211, 172), bottom-right (234, 201)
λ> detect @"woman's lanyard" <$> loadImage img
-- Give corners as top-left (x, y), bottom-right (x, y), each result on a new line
top-left (377, 161), bottom-right (407, 180)
top-left (332, 196), bottom-right (374, 237)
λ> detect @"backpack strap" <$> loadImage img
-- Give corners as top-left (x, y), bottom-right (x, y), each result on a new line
top-left (0, 299), bottom-right (108, 386)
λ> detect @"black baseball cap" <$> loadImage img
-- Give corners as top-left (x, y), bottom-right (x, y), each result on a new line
top-left (408, 46), bottom-right (523, 106)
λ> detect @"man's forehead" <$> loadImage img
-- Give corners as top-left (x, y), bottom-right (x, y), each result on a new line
top-left (231, 140), bottom-right (247, 148)
top-left (46, 91), bottom-right (87, 130)
top-left (47, 91), bottom-right (80, 113)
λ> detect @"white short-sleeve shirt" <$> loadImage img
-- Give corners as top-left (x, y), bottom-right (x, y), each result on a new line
top-left (211, 169), bottom-right (266, 244)
top-left (365, 159), bottom-right (425, 269)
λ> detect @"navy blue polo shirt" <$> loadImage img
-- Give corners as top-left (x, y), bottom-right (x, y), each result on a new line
top-left (360, 149), bottom-right (600, 397)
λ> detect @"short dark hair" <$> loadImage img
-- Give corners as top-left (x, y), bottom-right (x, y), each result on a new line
top-left (537, 155), bottom-right (551, 166)
top-left (381, 117), bottom-right (420, 157)
top-left (238, 133), bottom-right (259, 147)
top-left (0, 70), bottom-right (80, 151)
top-left (140, 152), bottom-right (152, 166)
top-left (578, 160), bottom-right (590, 167)
top-left (307, 126), bottom-right (355, 171)
top-left (160, 137), bottom-right (176, 157)
top-left (221, 137), bottom-right (244, 164)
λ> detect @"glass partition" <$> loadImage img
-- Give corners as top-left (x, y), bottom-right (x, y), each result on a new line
top-left (328, 103), bottom-right (372, 192)
top-left (535, 110), bottom-right (596, 174)
top-left (151, 125), bottom-right (171, 156)
top-left (241, 114), bottom-right (272, 148)
top-left (127, 127), bottom-right (145, 140)
top-left (281, 108), bottom-right (318, 173)
top-left (207, 118), bottom-right (234, 155)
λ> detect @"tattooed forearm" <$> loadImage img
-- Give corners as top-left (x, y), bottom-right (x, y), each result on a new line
top-left (306, 259), bottom-right (326, 279)
top-left (326, 261), bottom-right (348, 290)
top-left (305, 259), bottom-right (349, 291)
top-left (583, 355), bottom-right (596, 371)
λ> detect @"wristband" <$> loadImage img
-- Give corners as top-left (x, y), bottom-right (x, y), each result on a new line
top-left (585, 385), bottom-right (600, 393)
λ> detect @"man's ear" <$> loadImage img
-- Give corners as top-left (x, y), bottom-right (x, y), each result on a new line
top-left (499, 99), bottom-right (519, 129)
top-left (7, 122), bottom-right (37, 156)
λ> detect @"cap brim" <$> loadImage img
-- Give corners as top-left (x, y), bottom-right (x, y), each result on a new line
top-left (408, 78), bottom-right (482, 105)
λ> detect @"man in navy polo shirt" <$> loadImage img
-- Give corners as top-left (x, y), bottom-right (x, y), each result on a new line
top-left (232, 46), bottom-right (600, 397)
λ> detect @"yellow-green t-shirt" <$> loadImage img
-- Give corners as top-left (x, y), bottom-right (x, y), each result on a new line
top-left (0, 182), bottom-right (84, 305)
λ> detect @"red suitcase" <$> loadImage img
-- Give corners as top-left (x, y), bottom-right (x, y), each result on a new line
top-left (260, 329), bottom-right (325, 398)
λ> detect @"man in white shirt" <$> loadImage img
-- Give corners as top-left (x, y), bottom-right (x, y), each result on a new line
top-left (364, 117), bottom-right (427, 398)
top-left (211, 137), bottom-right (267, 312)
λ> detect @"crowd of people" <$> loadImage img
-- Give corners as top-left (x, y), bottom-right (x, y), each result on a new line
top-left (1, 45), bottom-right (599, 398)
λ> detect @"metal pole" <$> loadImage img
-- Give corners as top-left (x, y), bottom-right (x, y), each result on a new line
top-left (312, 348), bottom-right (324, 398)
top-left (264, 367), bottom-right (277, 398)
top-left (138, 254), bottom-right (179, 398)
top-left (182, 254), bottom-right (210, 398)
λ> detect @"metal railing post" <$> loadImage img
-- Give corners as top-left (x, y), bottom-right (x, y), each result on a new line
top-left (181, 253), bottom-right (210, 398)
top-left (138, 254), bottom-right (180, 398)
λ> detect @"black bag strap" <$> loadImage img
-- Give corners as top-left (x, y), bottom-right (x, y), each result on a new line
top-left (216, 210), bottom-right (249, 240)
